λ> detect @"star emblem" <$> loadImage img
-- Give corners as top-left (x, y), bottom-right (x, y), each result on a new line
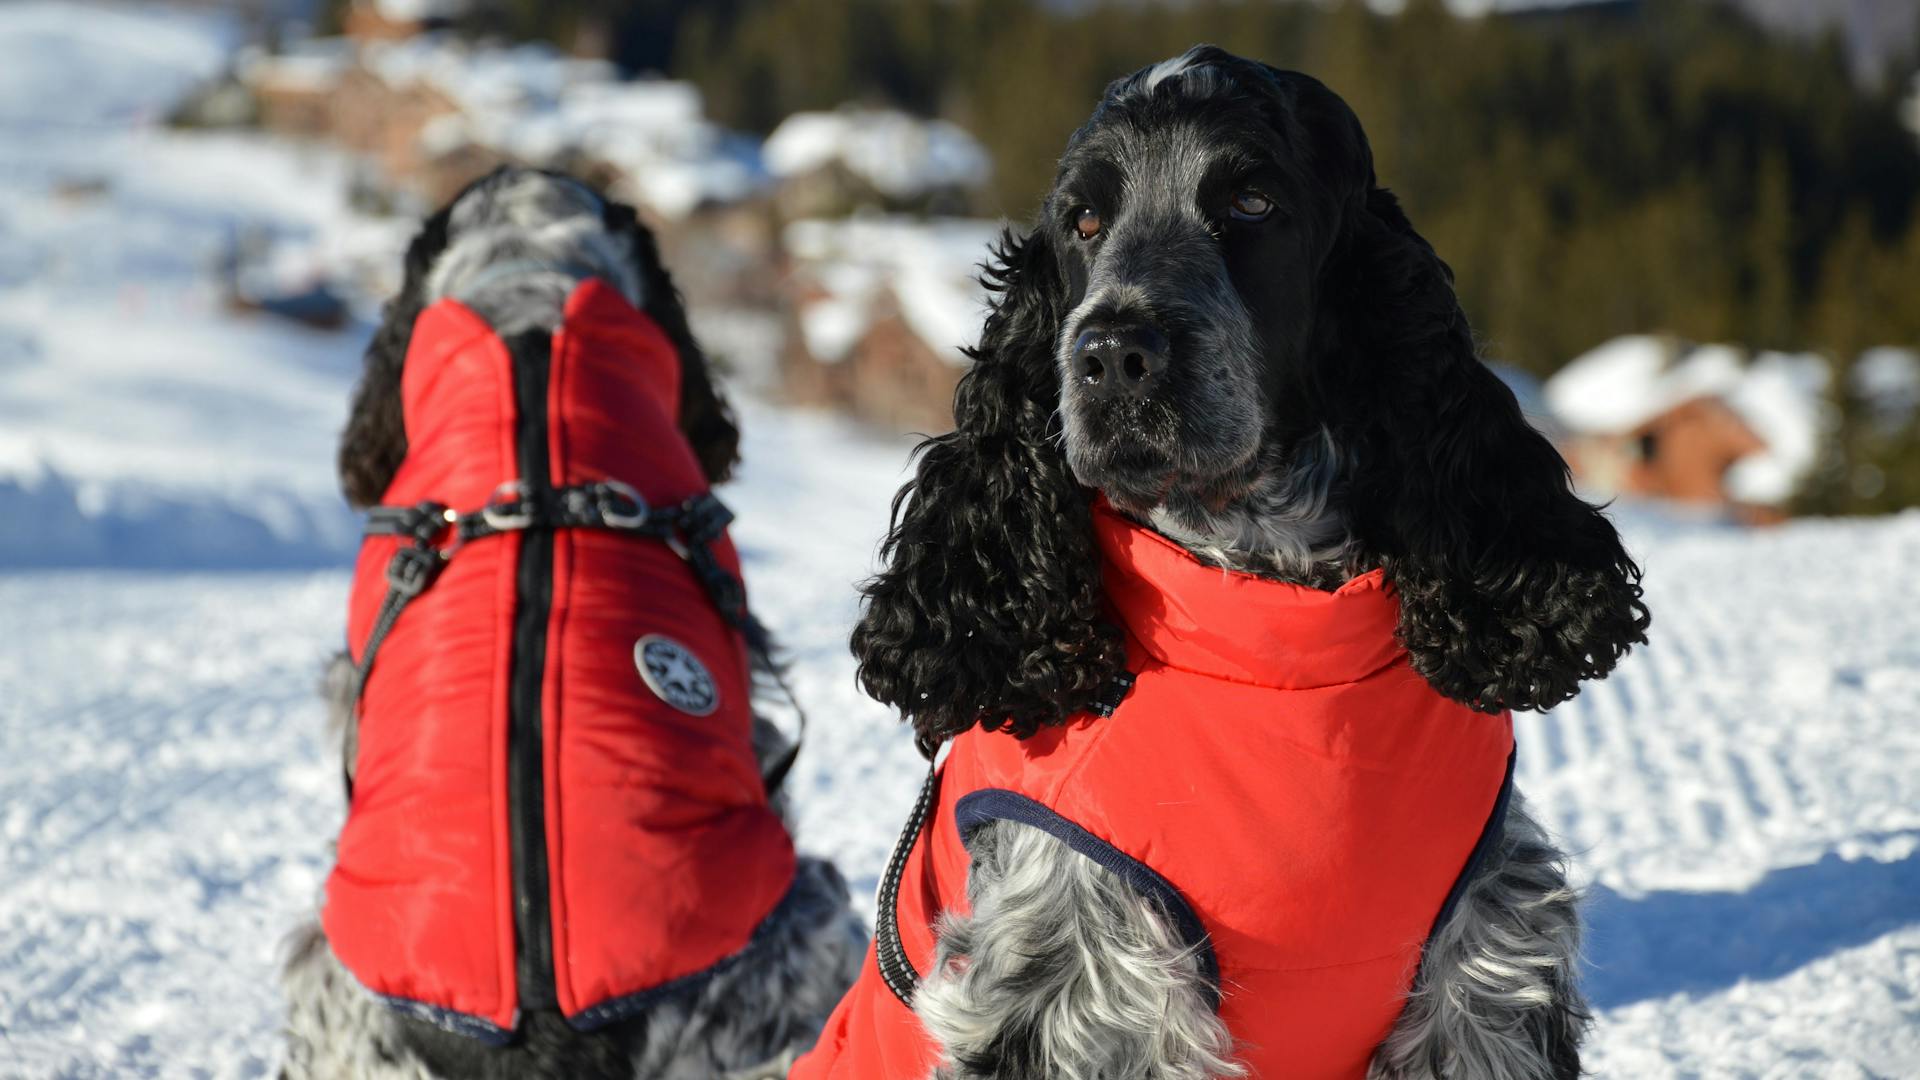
top-left (635, 635), bottom-right (718, 715)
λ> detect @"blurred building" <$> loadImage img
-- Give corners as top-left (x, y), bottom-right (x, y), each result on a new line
top-left (343, 0), bottom-right (470, 42)
top-left (764, 107), bottom-right (991, 219)
top-left (240, 29), bottom-right (764, 211)
top-left (778, 217), bottom-right (999, 433)
top-left (232, 25), bottom-right (1004, 432)
top-left (1544, 336), bottom-right (1830, 521)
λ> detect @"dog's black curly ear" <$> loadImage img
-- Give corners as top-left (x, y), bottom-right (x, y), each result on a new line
top-left (338, 204), bottom-right (450, 508)
top-left (851, 230), bottom-right (1125, 749)
top-left (603, 200), bottom-right (741, 485)
top-left (1338, 188), bottom-right (1649, 713)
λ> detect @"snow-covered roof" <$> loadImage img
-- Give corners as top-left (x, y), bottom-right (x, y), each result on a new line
top-left (239, 38), bottom-right (356, 93)
top-left (1720, 351), bottom-right (1829, 505)
top-left (784, 216), bottom-right (1001, 365)
top-left (765, 108), bottom-right (990, 199)
top-left (1852, 346), bottom-right (1920, 429)
top-left (359, 36), bottom-right (764, 218)
top-left (362, 35), bottom-right (612, 115)
top-left (1545, 336), bottom-right (1743, 435)
top-left (1904, 71), bottom-right (1920, 140)
top-left (370, 0), bottom-right (472, 22)
top-left (1545, 334), bottom-right (1830, 506)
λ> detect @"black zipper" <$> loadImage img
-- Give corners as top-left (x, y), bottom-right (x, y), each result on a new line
top-left (507, 329), bottom-right (556, 1016)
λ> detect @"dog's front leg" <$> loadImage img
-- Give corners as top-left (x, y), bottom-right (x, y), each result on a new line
top-left (913, 820), bottom-right (1242, 1080)
top-left (321, 652), bottom-right (358, 791)
top-left (1368, 794), bottom-right (1589, 1080)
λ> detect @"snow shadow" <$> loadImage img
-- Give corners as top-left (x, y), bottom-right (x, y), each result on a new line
top-left (1582, 843), bottom-right (1920, 1007)
top-left (0, 472), bottom-right (358, 570)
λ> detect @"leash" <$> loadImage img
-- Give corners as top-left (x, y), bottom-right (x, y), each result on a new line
top-left (872, 671), bottom-right (1135, 1006)
top-left (348, 479), bottom-right (805, 798)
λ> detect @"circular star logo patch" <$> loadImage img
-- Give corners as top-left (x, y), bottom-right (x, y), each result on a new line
top-left (634, 634), bottom-right (719, 716)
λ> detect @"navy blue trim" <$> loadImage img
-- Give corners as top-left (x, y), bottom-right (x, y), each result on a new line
top-left (371, 992), bottom-right (517, 1047)
top-left (361, 863), bottom-right (814, 1040)
top-left (1426, 747), bottom-right (1518, 941)
top-left (953, 789), bottom-right (1221, 1009)
top-left (564, 864), bottom-right (813, 1031)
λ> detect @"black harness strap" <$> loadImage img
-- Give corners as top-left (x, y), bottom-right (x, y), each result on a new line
top-left (874, 757), bottom-right (942, 1005)
top-left (347, 482), bottom-right (805, 798)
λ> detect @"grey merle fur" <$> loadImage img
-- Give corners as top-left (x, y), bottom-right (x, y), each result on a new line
top-left (853, 46), bottom-right (1638, 1079)
top-left (284, 167), bottom-right (862, 1080)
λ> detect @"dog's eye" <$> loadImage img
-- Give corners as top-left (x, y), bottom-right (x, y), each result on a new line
top-left (1229, 190), bottom-right (1274, 222)
top-left (1073, 207), bottom-right (1103, 240)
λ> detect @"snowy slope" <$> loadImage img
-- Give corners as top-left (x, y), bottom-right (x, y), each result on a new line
top-left (0, 400), bottom-right (921, 1079)
top-left (1, 5), bottom-right (1916, 1078)
top-left (0, 4), bottom-right (395, 569)
top-left (3, 415), bottom-right (1917, 1078)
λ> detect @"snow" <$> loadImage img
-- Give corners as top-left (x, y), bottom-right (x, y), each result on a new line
top-left (1905, 72), bottom-right (1920, 141)
top-left (1854, 346), bottom-right (1920, 431)
top-left (765, 108), bottom-right (991, 199)
top-left (2, 6), bottom-right (1917, 1077)
top-left (1548, 336), bottom-right (1742, 435)
top-left (7, 484), bottom-right (1919, 1077)
top-left (372, 0), bottom-right (471, 22)
top-left (797, 295), bottom-right (874, 364)
top-left (509, 80), bottom-right (767, 220)
top-left (239, 38), bottom-right (355, 94)
top-left (0, 3), bottom-right (236, 129)
top-left (358, 35), bottom-right (766, 218)
top-left (1721, 351), bottom-right (1831, 506)
top-left (362, 36), bottom-right (613, 115)
top-left (0, 5), bottom-right (400, 567)
top-left (1545, 335), bottom-right (1831, 506)
top-left (784, 216), bottom-right (1002, 365)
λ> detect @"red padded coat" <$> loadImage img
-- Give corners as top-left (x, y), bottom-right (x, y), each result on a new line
top-left (793, 499), bottom-right (1514, 1079)
top-left (324, 280), bottom-right (795, 1041)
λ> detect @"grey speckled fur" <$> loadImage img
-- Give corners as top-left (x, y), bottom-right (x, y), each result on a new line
top-left (1368, 796), bottom-right (1590, 1080)
top-left (1147, 429), bottom-right (1364, 590)
top-left (931, 806), bottom-right (1585, 1080)
top-left (916, 822), bottom-right (1241, 1080)
top-left (424, 170), bottom-right (644, 334)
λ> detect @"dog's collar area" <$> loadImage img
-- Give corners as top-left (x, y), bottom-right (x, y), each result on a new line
top-left (453, 258), bottom-right (613, 300)
top-left (1091, 498), bottom-right (1405, 689)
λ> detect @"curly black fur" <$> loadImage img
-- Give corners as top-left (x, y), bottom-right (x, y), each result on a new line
top-left (852, 47), bottom-right (1648, 746)
top-left (850, 233), bottom-right (1124, 749)
top-left (1326, 186), bottom-right (1649, 712)
top-left (337, 168), bottom-right (739, 509)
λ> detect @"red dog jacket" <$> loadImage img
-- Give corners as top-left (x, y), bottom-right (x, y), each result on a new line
top-left (795, 499), bottom-right (1514, 1079)
top-left (324, 280), bottom-right (796, 1041)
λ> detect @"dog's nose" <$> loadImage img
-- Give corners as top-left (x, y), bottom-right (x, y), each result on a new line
top-left (1072, 323), bottom-right (1169, 400)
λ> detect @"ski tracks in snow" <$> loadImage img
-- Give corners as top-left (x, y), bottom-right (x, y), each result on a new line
top-left (1524, 510), bottom-right (1920, 1076)
top-left (0, 573), bottom-right (345, 1078)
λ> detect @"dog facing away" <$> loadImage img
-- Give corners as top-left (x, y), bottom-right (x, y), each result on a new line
top-left (280, 168), bottom-right (864, 1080)
top-left (807, 48), bottom-right (1649, 1080)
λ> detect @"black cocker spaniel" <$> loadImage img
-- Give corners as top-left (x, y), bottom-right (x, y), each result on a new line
top-left (853, 47), bottom-right (1645, 1079)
